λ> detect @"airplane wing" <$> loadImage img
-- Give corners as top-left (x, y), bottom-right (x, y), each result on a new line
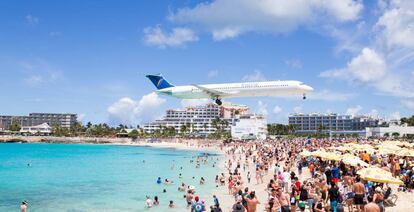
top-left (192, 84), bottom-right (229, 98)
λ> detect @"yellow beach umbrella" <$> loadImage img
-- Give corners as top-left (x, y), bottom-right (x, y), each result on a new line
top-left (377, 143), bottom-right (402, 151)
top-left (357, 167), bottom-right (403, 185)
top-left (383, 140), bottom-right (413, 147)
top-left (341, 157), bottom-right (369, 167)
top-left (311, 151), bottom-right (342, 161)
top-left (376, 148), bottom-right (397, 155)
top-left (395, 148), bottom-right (414, 157)
top-left (300, 150), bottom-right (313, 157)
top-left (328, 146), bottom-right (353, 152)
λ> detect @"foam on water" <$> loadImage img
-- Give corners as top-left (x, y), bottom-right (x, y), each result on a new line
top-left (0, 143), bottom-right (222, 212)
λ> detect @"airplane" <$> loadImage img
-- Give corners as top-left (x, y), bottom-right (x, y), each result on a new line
top-left (146, 74), bottom-right (314, 105)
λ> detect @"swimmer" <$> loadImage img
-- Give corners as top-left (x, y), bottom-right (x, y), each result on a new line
top-left (145, 196), bottom-right (152, 208)
top-left (179, 173), bottom-right (182, 178)
top-left (178, 183), bottom-right (186, 192)
top-left (153, 196), bottom-right (159, 206)
top-left (20, 201), bottom-right (28, 212)
top-left (156, 177), bottom-right (162, 184)
top-left (168, 200), bottom-right (175, 208)
top-left (163, 189), bottom-right (167, 193)
top-left (165, 179), bottom-right (173, 185)
top-left (200, 177), bottom-right (205, 185)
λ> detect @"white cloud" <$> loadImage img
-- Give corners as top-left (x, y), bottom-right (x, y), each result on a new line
top-left (293, 106), bottom-right (302, 113)
top-left (272, 106), bottom-right (283, 114)
top-left (368, 109), bottom-right (379, 118)
top-left (346, 105), bottom-right (362, 116)
top-left (169, 0), bottom-right (363, 40)
top-left (212, 27), bottom-right (242, 41)
top-left (207, 70), bottom-right (219, 78)
top-left (285, 58), bottom-right (302, 69)
top-left (401, 99), bottom-right (414, 110)
top-left (376, 0), bottom-right (414, 48)
top-left (309, 90), bottom-right (354, 101)
top-left (19, 60), bottom-right (63, 87)
top-left (181, 99), bottom-right (210, 107)
top-left (25, 14), bottom-right (39, 25)
top-left (242, 70), bottom-right (266, 82)
top-left (390, 111), bottom-right (401, 120)
top-left (143, 26), bottom-right (198, 48)
top-left (320, 48), bottom-right (386, 82)
top-left (107, 92), bottom-right (166, 125)
top-left (257, 101), bottom-right (268, 117)
top-left (77, 113), bottom-right (86, 122)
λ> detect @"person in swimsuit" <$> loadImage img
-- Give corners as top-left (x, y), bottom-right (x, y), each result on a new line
top-left (353, 176), bottom-right (365, 212)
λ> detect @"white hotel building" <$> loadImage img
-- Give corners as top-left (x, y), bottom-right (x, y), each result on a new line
top-left (143, 103), bottom-right (249, 135)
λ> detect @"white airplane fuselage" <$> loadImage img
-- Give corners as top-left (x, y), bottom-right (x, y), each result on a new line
top-left (156, 80), bottom-right (313, 99)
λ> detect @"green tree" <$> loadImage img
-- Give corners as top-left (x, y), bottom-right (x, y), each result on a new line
top-left (9, 119), bottom-right (21, 132)
top-left (401, 115), bottom-right (414, 126)
top-left (128, 129), bottom-right (139, 139)
top-left (392, 132), bottom-right (400, 137)
top-left (383, 132), bottom-right (390, 137)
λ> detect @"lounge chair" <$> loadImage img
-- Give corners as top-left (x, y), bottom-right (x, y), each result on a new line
top-left (383, 187), bottom-right (398, 206)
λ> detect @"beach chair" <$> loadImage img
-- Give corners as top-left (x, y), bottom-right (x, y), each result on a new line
top-left (383, 187), bottom-right (398, 207)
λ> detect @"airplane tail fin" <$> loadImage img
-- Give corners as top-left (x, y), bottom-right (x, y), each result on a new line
top-left (146, 74), bottom-right (174, 90)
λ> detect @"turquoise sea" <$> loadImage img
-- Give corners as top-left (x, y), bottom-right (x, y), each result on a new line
top-left (0, 143), bottom-right (222, 212)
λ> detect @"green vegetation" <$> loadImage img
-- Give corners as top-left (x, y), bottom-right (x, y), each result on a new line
top-left (392, 132), bottom-right (400, 137)
top-left (267, 124), bottom-right (296, 135)
top-left (9, 119), bottom-right (22, 132)
top-left (401, 115), bottom-right (414, 126)
top-left (208, 118), bottom-right (230, 139)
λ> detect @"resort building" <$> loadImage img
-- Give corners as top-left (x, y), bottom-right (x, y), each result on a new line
top-left (143, 103), bottom-right (249, 135)
top-left (0, 113), bottom-right (77, 130)
top-left (20, 123), bottom-right (52, 135)
top-left (231, 114), bottom-right (267, 140)
top-left (366, 123), bottom-right (414, 138)
top-left (288, 113), bottom-right (380, 134)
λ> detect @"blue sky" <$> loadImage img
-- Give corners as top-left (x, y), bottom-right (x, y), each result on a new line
top-left (1, 0), bottom-right (413, 125)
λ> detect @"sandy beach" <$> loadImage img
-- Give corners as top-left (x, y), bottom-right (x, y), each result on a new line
top-left (212, 145), bottom-right (414, 212)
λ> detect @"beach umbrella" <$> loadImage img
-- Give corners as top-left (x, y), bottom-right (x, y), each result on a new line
top-left (328, 146), bottom-right (353, 152)
top-left (383, 140), bottom-right (413, 147)
top-left (341, 153), bottom-right (360, 160)
top-left (395, 148), bottom-right (414, 157)
top-left (357, 167), bottom-right (403, 185)
top-left (341, 156), bottom-right (369, 167)
top-left (311, 151), bottom-right (342, 161)
top-left (377, 143), bottom-right (402, 150)
top-left (300, 150), bottom-right (313, 157)
top-left (376, 148), bottom-right (397, 155)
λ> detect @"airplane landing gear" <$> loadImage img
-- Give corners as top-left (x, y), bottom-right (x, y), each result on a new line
top-left (215, 98), bottom-right (222, 105)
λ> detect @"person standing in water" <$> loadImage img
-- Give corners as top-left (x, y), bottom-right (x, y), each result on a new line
top-left (20, 201), bottom-right (28, 212)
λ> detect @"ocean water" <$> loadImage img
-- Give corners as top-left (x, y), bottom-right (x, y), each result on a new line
top-left (0, 143), bottom-right (222, 212)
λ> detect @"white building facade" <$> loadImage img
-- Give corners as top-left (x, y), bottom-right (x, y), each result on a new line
top-left (366, 123), bottom-right (414, 138)
top-left (143, 103), bottom-right (249, 135)
top-left (231, 114), bottom-right (267, 140)
top-left (20, 123), bottom-right (52, 135)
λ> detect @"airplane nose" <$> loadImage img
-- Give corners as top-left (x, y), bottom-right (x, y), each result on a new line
top-left (303, 85), bottom-right (314, 92)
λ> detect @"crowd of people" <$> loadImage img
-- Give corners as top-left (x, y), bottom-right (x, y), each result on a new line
top-left (140, 138), bottom-right (413, 211)
top-left (220, 138), bottom-right (413, 212)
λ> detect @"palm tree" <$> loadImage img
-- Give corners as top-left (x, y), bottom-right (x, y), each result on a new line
top-left (180, 124), bottom-right (187, 135)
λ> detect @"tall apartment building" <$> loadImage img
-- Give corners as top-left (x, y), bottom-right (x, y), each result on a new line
top-left (0, 113), bottom-right (77, 130)
top-left (143, 103), bottom-right (249, 135)
top-left (288, 113), bottom-right (380, 133)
